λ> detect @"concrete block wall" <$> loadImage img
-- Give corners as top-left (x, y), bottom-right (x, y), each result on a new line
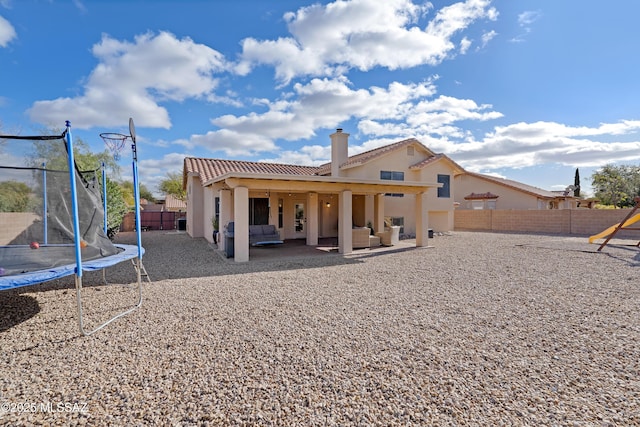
top-left (0, 213), bottom-right (39, 245)
top-left (455, 209), bottom-right (639, 238)
top-left (453, 210), bottom-right (492, 230)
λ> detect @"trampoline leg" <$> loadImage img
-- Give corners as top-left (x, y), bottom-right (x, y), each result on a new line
top-left (75, 262), bottom-right (144, 336)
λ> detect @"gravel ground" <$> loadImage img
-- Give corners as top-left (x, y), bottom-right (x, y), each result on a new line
top-left (1, 231), bottom-right (639, 426)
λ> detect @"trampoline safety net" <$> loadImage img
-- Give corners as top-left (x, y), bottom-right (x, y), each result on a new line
top-left (0, 131), bottom-right (119, 278)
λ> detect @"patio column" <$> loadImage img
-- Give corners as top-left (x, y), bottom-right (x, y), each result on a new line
top-left (234, 186), bottom-right (249, 262)
top-left (374, 193), bottom-right (385, 235)
top-left (219, 189), bottom-right (231, 252)
top-left (415, 191), bottom-right (429, 247)
top-left (307, 192), bottom-right (318, 246)
top-left (338, 189), bottom-right (352, 254)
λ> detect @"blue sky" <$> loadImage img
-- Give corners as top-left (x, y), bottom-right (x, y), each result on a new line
top-left (2, 0), bottom-right (640, 197)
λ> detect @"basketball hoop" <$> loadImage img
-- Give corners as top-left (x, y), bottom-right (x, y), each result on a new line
top-left (100, 132), bottom-right (129, 161)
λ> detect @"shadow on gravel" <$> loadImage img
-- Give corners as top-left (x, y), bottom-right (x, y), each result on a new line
top-left (517, 237), bottom-right (640, 267)
top-left (0, 293), bottom-right (40, 332)
top-left (114, 231), bottom-right (366, 280)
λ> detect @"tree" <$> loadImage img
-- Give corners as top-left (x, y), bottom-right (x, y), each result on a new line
top-left (573, 168), bottom-right (581, 197)
top-left (0, 181), bottom-right (33, 212)
top-left (591, 164), bottom-right (640, 208)
top-left (139, 184), bottom-right (155, 203)
top-left (28, 130), bottom-right (119, 176)
top-left (26, 129), bottom-right (128, 234)
top-left (120, 181), bottom-right (155, 206)
top-left (104, 178), bottom-right (128, 239)
top-left (158, 172), bottom-right (186, 201)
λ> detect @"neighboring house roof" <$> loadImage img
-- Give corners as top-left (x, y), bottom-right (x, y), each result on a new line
top-left (183, 158), bottom-right (319, 188)
top-left (461, 172), bottom-right (564, 199)
top-left (165, 194), bottom-right (187, 211)
top-left (465, 192), bottom-right (499, 200)
top-left (315, 138), bottom-right (436, 175)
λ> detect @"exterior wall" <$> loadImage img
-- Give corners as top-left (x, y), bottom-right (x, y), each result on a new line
top-left (430, 211), bottom-right (453, 232)
top-left (455, 174), bottom-right (540, 210)
top-left (352, 195), bottom-right (366, 227)
top-left (186, 175), bottom-right (205, 238)
top-left (203, 186), bottom-right (216, 243)
top-left (454, 208), bottom-right (640, 238)
top-left (340, 145), bottom-right (455, 234)
top-left (319, 194), bottom-right (338, 237)
top-left (384, 194), bottom-right (417, 235)
top-left (420, 162), bottom-right (455, 212)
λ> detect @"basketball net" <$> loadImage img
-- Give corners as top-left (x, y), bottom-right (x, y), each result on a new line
top-left (100, 133), bottom-right (129, 161)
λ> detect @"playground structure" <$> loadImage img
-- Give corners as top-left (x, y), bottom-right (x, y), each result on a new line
top-left (589, 197), bottom-right (640, 251)
top-left (0, 120), bottom-right (148, 335)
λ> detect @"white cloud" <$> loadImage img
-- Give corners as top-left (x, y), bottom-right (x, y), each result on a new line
top-left (186, 76), bottom-right (508, 162)
top-left (73, 0), bottom-right (87, 14)
top-left (28, 32), bottom-right (228, 129)
top-left (0, 15), bottom-right (16, 47)
top-left (236, 0), bottom-right (497, 83)
top-left (185, 77), bottom-right (445, 156)
top-left (459, 36), bottom-right (472, 54)
top-left (267, 119), bottom-right (637, 179)
top-left (480, 29), bottom-right (497, 48)
top-left (444, 120), bottom-right (640, 171)
top-left (260, 145), bottom-right (331, 166)
top-left (510, 10), bottom-right (541, 43)
top-left (189, 129), bottom-right (278, 157)
top-left (518, 10), bottom-right (542, 28)
top-left (135, 152), bottom-right (188, 194)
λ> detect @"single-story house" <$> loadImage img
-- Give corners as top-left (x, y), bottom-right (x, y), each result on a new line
top-left (454, 172), bottom-right (579, 210)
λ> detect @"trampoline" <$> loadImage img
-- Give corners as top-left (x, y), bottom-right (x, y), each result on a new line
top-left (0, 120), bottom-right (148, 335)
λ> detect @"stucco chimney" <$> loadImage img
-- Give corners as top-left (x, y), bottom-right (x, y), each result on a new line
top-left (330, 128), bottom-right (349, 177)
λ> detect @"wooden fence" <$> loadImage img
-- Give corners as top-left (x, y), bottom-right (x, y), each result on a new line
top-left (119, 211), bottom-right (186, 232)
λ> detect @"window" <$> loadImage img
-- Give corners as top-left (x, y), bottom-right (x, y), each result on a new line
top-left (487, 200), bottom-right (496, 210)
top-left (380, 171), bottom-right (404, 181)
top-left (472, 200), bottom-right (484, 210)
top-left (214, 197), bottom-right (220, 224)
top-left (381, 170), bottom-right (404, 197)
top-left (437, 174), bottom-right (450, 198)
top-left (278, 198), bottom-right (283, 228)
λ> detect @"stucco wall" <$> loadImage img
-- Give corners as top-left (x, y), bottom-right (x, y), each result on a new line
top-left (186, 175), bottom-right (205, 238)
top-left (454, 208), bottom-right (639, 238)
top-left (339, 143), bottom-right (454, 234)
top-left (455, 174), bottom-right (541, 210)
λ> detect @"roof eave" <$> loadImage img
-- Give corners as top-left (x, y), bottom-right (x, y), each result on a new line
top-left (204, 171), bottom-right (441, 192)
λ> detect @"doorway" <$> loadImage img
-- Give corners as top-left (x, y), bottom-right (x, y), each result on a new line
top-left (294, 202), bottom-right (305, 238)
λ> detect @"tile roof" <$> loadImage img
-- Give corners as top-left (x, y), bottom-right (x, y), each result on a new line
top-left (315, 138), bottom-right (435, 175)
top-left (409, 153), bottom-right (466, 173)
top-left (464, 192), bottom-right (499, 200)
top-left (183, 158), bottom-right (319, 186)
top-left (165, 194), bottom-right (187, 210)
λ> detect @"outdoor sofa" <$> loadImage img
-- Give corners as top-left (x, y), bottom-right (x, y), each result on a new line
top-left (249, 224), bottom-right (283, 246)
top-left (224, 222), bottom-right (283, 247)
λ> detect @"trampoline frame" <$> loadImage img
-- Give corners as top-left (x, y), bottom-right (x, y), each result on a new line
top-left (0, 120), bottom-right (147, 336)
